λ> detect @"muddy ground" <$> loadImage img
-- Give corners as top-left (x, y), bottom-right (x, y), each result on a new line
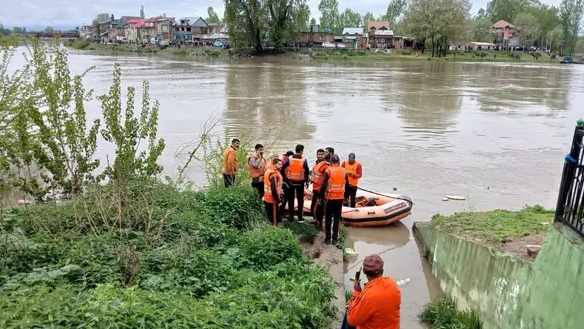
top-left (301, 232), bottom-right (345, 329)
top-left (494, 234), bottom-right (546, 261)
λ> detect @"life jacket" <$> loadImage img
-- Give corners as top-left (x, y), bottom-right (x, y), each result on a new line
top-left (263, 167), bottom-right (283, 204)
top-left (247, 154), bottom-right (266, 179)
top-left (342, 160), bottom-right (361, 186)
top-left (312, 160), bottom-right (330, 192)
top-left (325, 165), bottom-right (346, 200)
top-left (286, 156), bottom-right (305, 181)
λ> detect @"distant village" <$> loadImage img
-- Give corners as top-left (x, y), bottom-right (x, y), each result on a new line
top-left (78, 14), bottom-right (520, 52)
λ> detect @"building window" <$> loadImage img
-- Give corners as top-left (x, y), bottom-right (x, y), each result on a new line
top-left (187, 27), bottom-right (191, 32)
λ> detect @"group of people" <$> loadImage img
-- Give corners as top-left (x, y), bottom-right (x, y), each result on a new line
top-left (221, 138), bottom-right (363, 245)
top-left (222, 139), bottom-right (401, 329)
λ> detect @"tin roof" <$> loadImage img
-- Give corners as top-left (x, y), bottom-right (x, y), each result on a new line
top-left (176, 17), bottom-right (208, 27)
top-left (342, 27), bottom-right (364, 35)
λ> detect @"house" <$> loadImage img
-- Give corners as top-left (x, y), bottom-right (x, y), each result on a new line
top-left (367, 21), bottom-right (394, 49)
top-left (341, 27), bottom-right (366, 49)
top-left (296, 24), bottom-right (334, 46)
top-left (125, 18), bottom-right (146, 42)
top-left (492, 20), bottom-right (519, 48)
top-left (208, 23), bottom-right (225, 34)
top-left (153, 15), bottom-right (175, 42)
top-left (79, 25), bottom-right (94, 39)
top-left (174, 17), bottom-right (209, 41)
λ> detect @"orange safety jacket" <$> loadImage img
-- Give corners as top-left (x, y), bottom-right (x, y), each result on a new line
top-left (342, 160), bottom-right (362, 187)
top-left (312, 160), bottom-right (330, 192)
top-left (286, 157), bottom-right (306, 181)
top-left (263, 168), bottom-right (282, 204)
top-left (247, 155), bottom-right (267, 179)
top-left (346, 276), bottom-right (401, 329)
top-left (324, 165), bottom-right (346, 200)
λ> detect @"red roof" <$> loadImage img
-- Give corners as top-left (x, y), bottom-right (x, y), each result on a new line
top-left (492, 20), bottom-right (515, 29)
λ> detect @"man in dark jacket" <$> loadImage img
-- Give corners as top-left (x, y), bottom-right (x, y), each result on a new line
top-left (281, 144), bottom-right (310, 223)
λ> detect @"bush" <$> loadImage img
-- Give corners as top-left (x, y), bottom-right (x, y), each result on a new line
top-left (72, 39), bottom-right (89, 49)
top-left (0, 182), bottom-right (336, 328)
top-left (419, 295), bottom-right (482, 329)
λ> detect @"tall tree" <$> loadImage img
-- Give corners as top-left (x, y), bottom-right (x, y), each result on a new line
top-left (513, 13), bottom-right (540, 46)
top-left (471, 17), bottom-right (496, 42)
top-left (362, 11), bottom-right (376, 27)
top-left (310, 17), bottom-right (317, 25)
top-left (385, 0), bottom-right (407, 24)
top-left (318, 0), bottom-right (341, 33)
top-left (560, 0), bottom-right (584, 54)
top-left (291, 3), bottom-right (311, 33)
top-left (224, 0), bottom-right (265, 51)
top-left (207, 6), bottom-right (221, 23)
top-left (340, 8), bottom-right (362, 28)
top-left (140, 5), bottom-right (145, 19)
top-left (486, 0), bottom-right (529, 23)
top-left (403, 0), bottom-right (471, 56)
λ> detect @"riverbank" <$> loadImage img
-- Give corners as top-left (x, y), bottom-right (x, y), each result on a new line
top-left (0, 182), bottom-right (341, 328)
top-left (414, 205), bottom-right (584, 329)
top-left (68, 40), bottom-right (560, 64)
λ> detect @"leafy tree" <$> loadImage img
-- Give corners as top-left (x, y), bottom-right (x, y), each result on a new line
top-left (340, 8), bottom-right (362, 28)
top-left (362, 12), bottom-right (376, 27)
top-left (560, 0), bottom-right (584, 54)
top-left (546, 26), bottom-right (563, 51)
top-left (318, 0), bottom-right (341, 33)
top-left (92, 13), bottom-right (110, 37)
top-left (513, 13), bottom-right (540, 46)
top-left (486, 0), bottom-right (529, 23)
top-left (404, 0), bottom-right (471, 56)
top-left (140, 5), bottom-right (145, 19)
top-left (310, 17), bottom-right (317, 25)
top-left (224, 0), bottom-right (265, 51)
top-left (207, 6), bottom-right (221, 23)
top-left (471, 17), bottom-right (496, 42)
top-left (385, 0), bottom-right (407, 24)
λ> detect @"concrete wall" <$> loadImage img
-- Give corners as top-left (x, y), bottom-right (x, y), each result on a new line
top-left (414, 222), bottom-right (583, 329)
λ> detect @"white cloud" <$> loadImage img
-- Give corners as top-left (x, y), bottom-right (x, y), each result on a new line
top-left (0, 0), bottom-right (564, 29)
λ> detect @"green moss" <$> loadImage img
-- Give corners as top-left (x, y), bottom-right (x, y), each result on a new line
top-left (430, 205), bottom-right (553, 243)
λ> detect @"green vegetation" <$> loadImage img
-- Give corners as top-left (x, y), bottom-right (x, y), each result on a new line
top-left (71, 39), bottom-right (89, 49)
top-left (0, 39), bottom-right (337, 328)
top-left (430, 205), bottom-right (553, 243)
top-left (419, 295), bottom-right (482, 329)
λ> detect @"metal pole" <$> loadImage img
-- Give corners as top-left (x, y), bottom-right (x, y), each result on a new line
top-left (555, 120), bottom-right (584, 222)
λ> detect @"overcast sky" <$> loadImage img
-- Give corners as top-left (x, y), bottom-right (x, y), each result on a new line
top-left (1, 0), bottom-right (564, 29)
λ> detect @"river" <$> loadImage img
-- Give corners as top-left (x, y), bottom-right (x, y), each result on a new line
top-left (10, 48), bottom-right (584, 327)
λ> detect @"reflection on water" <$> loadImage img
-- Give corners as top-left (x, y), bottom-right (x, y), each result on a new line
top-left (8, 49), bottom-right (584, 328)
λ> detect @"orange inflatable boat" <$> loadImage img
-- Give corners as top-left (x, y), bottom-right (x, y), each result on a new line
top-left (285, 186), bottom-right (413, 227)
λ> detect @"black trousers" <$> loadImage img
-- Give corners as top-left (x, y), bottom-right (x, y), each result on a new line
top-left (264, 201), bottom-right (281, 225)
top-left (223, 174), bottom-right (235, 187)
top-left (251, 180), bottom-right (263, 198)
top-left (325, 199), bottom-right (343, 242)
top-left (287, 181), bottom-right (305, 221)
top-left (344, 185), bottom-right (358, 207)
top-left (311, 191), bottom-right (324, 227)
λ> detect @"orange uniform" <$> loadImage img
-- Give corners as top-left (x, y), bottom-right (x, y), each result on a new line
top-left (247, 155), bottom-right (267, 179)
top-left (263, 168), bottom-right (283, 204)
top-left (324, 165), bottom-right (346, 200)
top-left (347, 276), bottom-right (401, 329)
top-left (222, 146), bottom-right (238, 175)
top-left (311, 160), bottom-right (330, 192)
top-left (286, 157), bottom-right (306, 181)
top-left (342, 160), bottom-right (362, 187)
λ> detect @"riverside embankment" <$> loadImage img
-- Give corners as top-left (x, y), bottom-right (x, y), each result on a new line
top-left (414, 206), bottom-right (584, 329)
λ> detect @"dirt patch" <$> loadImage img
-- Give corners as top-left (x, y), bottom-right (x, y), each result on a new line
top-left (301, 232), bottom-right (345, 329)
top-left (493, 234), bottom-right (546, 260)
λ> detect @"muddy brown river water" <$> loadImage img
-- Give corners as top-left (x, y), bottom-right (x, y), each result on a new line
top-left (10, 48), bottom-right (584, 327)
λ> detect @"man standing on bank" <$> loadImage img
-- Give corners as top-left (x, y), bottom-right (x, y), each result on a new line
top-left (346, 254), bottom-right (401, 329)
top-left (281, 144), bottom-right (310, 223)
top-left (248, 144), bottom-right (267, 198)
top-left (319, 154), bottom-right (346, 245)
top-left (311, 149), bottom-right (330, 229)
top-left (341, 152), bottom-right (363, 208)
top-left (221, 138), bottom-right (240, 187)
top-left (263, 157), bottom-right (284, 225)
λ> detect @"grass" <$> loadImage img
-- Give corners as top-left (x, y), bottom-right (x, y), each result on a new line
top-left (430, 205), bottom-right (554, 243)
top-left (419, 295), bottom-right (482, 329)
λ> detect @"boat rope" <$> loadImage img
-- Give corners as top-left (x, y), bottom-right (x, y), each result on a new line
top-left (357, 187), bottom-right (415, 206)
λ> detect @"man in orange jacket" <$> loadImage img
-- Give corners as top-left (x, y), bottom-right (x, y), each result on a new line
top-left (310, 149), bottom-right (330, 229)
top-left (221, 138), bottom-right (240, 187)
top-left (346, 254), bottom-right (401, 329)
top-left (319, 154), bottom-right (346, 245)
top-left (281, 145), bottom-right (310, 223)
top-left (248, 144), bottom-right (267, 198)
top-left (263, 157), bottom-right (284, 225)
top-left (341, 152), bottom-right (363, 208)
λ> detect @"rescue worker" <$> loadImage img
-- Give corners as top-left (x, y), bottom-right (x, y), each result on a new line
top-left (346, 254), bottom-right (401, 329)
top-left (248, 143), bottom-right (267, 198)
top-left (221, 138), bottom-right (240, 187)
top-left (324, 147), bottom-right (335, 164)
top-left (263, 157), bottom-right (284, 225)
top-left (311, 149), bottom-right (330, 229)
top-left (279, 150), bottom-right (294, 214)
top-left (281, 144), bottom-right (310, 223)
top-left (319, 154), bottom-right (346, 245)
top-left (341, 152), bottom-right (363, 208)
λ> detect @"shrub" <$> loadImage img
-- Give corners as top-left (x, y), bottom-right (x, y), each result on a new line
top-left (419, 295), bottom-right (482, 329)
top-left (198, 186), bottom-right (265, 230)
top-left (72, 39), bottom-right (89, 49)
top-left (236, 225), bottom-right (304, 270)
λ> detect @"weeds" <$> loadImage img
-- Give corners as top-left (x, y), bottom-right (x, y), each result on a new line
top-left (419, 295), bottom-right (482, 329)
